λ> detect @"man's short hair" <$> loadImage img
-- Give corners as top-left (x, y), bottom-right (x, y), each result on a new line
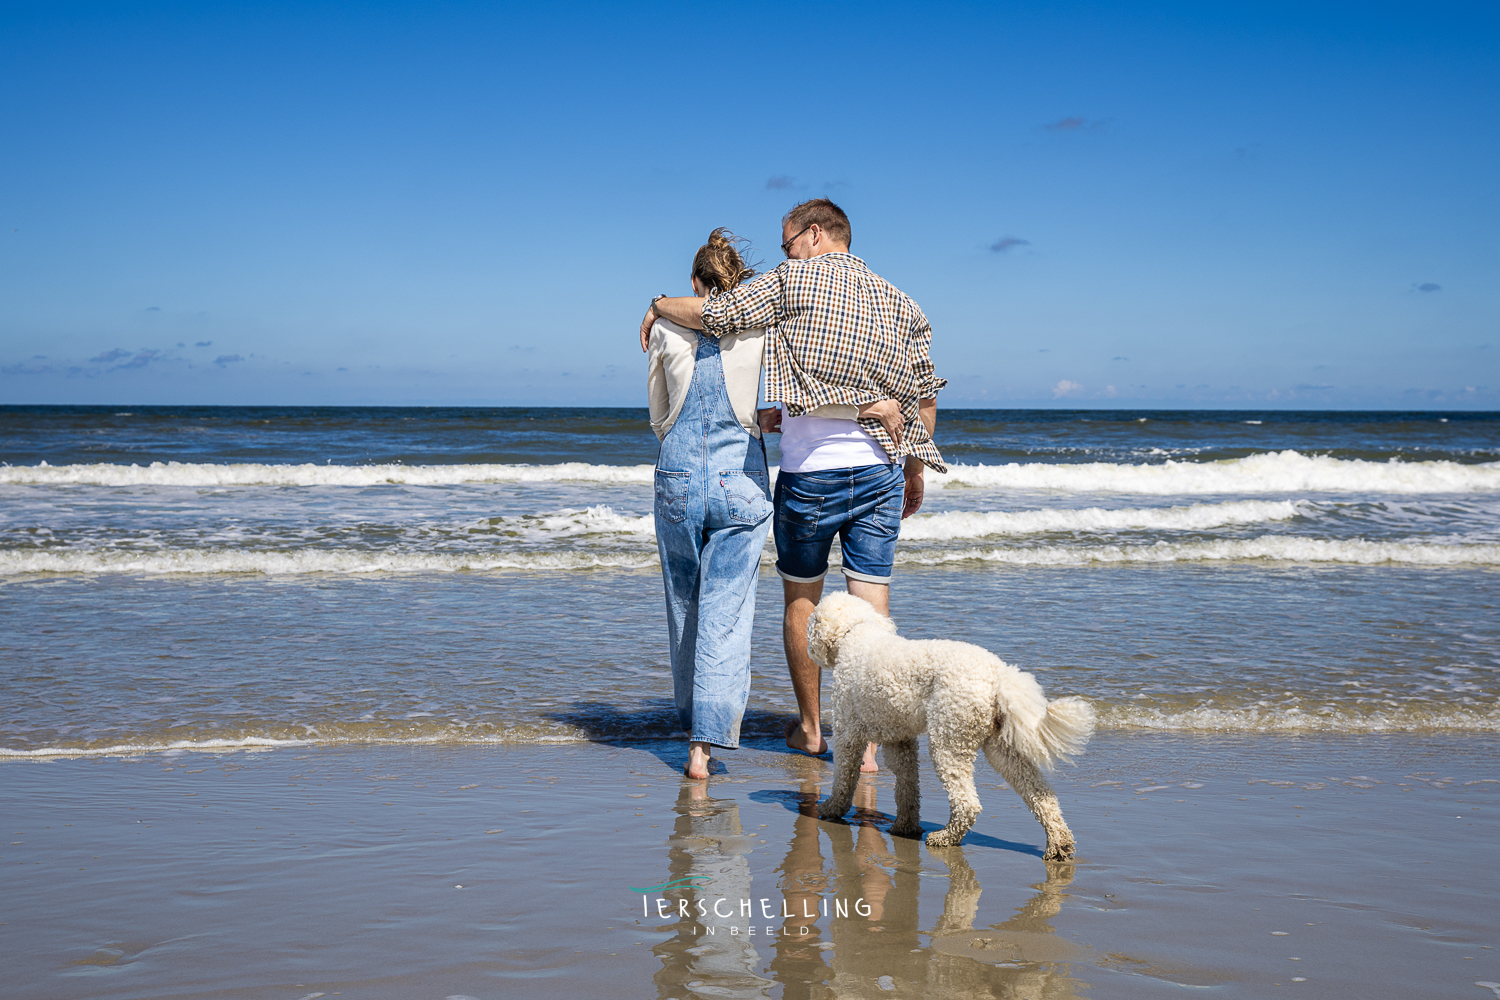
top-left (784, 198), bottom-right (851, 249)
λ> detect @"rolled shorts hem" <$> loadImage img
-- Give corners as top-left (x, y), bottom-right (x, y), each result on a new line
top-left (776, 565), bottom-right (829, 584)
top-left (841, 567), bottom-right (893, 585)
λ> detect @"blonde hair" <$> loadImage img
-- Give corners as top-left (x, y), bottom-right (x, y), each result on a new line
top-left (692, 228), bottom-right (757, 294)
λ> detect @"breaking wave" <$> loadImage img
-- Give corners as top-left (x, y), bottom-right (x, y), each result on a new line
top-left (473, 499), bottom-right (1302, 544)
top-left (4, 450), bottom-right (1498, 493)
top-left (897, 537), bottom-right (1500, 567)
top-left (0, 460), bottom-right (657, 487)
top-left (898, 499), bottom-right (1301, 539)
top-left (4, 535), bottom-right (1497, 575)
top-left (930, 450), bottom-right (1500, 494)
top-left (0, 549), bottom-right (660, 576)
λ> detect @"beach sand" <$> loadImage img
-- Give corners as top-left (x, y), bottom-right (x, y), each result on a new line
top-left (4, 732), bottom-right (1497, 999)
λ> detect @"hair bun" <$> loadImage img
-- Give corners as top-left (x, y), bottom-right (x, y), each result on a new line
top-left (692, 228), bottom-right (759, 295)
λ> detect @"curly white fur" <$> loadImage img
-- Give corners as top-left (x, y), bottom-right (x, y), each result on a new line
top-left (808, 592), bottom-right (1095, 859)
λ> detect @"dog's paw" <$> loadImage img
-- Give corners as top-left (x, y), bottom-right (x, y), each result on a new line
top-left (924, 829), bottom-right (963, 848)
top-left (817, 804), bottom-right (847, 822)
top-left (1042, 840), bottom-right (1076, 862)
top-left (889, 822), bottom-right (922, 839)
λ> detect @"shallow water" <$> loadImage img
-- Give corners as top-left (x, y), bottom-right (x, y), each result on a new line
top-left (1, 405), bottom-right (1497, 754)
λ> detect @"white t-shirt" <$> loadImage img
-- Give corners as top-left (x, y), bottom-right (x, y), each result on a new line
top-left (777, 404), bottom-right (890, 473)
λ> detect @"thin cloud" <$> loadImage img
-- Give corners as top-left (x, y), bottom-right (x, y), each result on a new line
top-left (89, 348), bottom-right (131, 364)
top-left (146, 306), bottom-right (161, 312)
top-left (214, 354), bottom-right (244, 366)
top-left (111, 350), bottom-right (160, 370)
top-left (1416, 282), bottom-right (1441, 293)
top-left (1052, 379), bottom-right (1083, 398)
top-left (1112, 356), bottom-right (1129, 361)
top-left (990, 236), bottom-right (1029, 253)
top-left (1044, 116), bottom-right (1108, 132)
top-left (195, 340), bottom-right (213, 347)
top-left (2, 361), bottom-right (54, 375)
top-left (765, 175), bottom-right (797, 190)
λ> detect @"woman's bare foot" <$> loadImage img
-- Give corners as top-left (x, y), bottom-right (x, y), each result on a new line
top-left (784, 719), bottom-right (828, 756)
top-left (685, 741), bottom-right (711, 780)
top-left (861, 742), bottom-right (879, 773)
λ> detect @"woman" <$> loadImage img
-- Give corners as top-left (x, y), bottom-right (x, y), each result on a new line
top-left (647, 229), bottom-right (771, 779)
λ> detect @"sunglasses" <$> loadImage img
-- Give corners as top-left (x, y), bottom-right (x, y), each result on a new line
top-left (780, 225), bottom-right (814, 257)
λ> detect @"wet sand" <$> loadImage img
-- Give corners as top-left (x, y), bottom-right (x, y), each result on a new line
top-left (3, 732), bottom-right (1497, 999)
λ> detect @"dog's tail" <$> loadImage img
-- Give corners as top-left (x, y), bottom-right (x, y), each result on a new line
top-left (1036, 696), bottom-right (1095, 768)
top-left (997, 684), bottom-right (1096, 771)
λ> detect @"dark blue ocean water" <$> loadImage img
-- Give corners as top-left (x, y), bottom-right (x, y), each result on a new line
top-left (3, 405), bottom-right (1497, 467)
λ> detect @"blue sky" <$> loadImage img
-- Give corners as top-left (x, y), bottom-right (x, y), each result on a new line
top-left (2, 1), bottom-right (1496, 409)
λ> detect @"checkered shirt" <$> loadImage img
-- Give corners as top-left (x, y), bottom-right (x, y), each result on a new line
top-left (700, 252), bottom-right (948, 472)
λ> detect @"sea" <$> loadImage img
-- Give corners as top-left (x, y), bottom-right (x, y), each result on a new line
top-left (2, 405), bottom-right (1497, 758)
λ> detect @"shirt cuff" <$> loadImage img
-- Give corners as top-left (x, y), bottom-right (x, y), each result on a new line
top-left (918, 375), bottom-right (948, 398)
top-left (700, 297), bottom-right (730, 337)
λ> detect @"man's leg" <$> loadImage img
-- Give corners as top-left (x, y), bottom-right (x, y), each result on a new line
top-left (845, 578), bottom-right (889, 615)
top-left (783, 577), bottom-right (882, 768)
top-left (838, 463), bottom-right (907, 773)
top-left (843, 577), bottom-right (888, 769)
top-left (782, 578), bottom-right (826, 754)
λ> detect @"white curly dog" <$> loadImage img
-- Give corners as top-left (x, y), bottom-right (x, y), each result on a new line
top-left (808, 592), bottom-right (1095, 859)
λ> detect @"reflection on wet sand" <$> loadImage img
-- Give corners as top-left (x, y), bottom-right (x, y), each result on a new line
top-left (653, 783), bottom-right (773, 999)
top-left (654, 771), bottom-right (1087, 999)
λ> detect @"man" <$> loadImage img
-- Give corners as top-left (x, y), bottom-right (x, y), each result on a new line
top-left (640, 199), bottom-right (945, 770)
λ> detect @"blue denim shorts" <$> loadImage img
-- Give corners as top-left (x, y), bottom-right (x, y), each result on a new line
top-left (773, 463), bottom-right (904, 584)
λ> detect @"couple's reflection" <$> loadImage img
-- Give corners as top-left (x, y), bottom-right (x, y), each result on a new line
top-left (653, 771), bottom-right (1085, 999)
top-left (651, 781), bottom-right (774, 998)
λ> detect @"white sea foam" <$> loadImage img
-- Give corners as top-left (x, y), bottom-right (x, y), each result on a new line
top-left (0, 548), bottom-right (660, 576)
top-left (930, 450), bottom-right (1500, 494)
top-left (475, 499), bottom-right (1299, 544)
top-left (474, 505), bottom-right (655, 540)
top-left (1102, 704), bottom-right (1500, 733)
top-left (897, 499), bottom-right (1302, 540)
top-left (0, 732), bottom-right (592, 757)
top-left (7, 703), bottom-right (1495, 755)
top-left (5, 534), bottom-right (1498, 575)
top-left (5, 450), bottom-right (1498, 494)
top-left (0, 460), bottom-right (657, 487)
top-left (0, 736), bottom-right (315, 757)
top-left (898, 537), bottom-right (1500, 567)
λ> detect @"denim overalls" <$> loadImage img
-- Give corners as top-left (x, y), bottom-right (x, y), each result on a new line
top-left (654, 333), bottom-right (774, 749)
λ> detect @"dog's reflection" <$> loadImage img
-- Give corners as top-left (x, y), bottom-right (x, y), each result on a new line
top-left (769, 771), bottom-right (1087, 1000)
top-left (926, 854), bottom-right (1084, 999)
top-left (652, 776), bottom-right (1087, 999)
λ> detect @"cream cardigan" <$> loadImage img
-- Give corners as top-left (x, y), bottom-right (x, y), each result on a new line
top-left (647, 318), bottom-right (766, 441)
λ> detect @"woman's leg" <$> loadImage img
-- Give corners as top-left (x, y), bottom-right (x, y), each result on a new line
top-left (656, 501), bottom-right (706, 739)
top-left (689, 516), bottom-right (772, 751)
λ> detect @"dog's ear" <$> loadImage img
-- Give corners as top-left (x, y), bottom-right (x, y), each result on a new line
top-left (805, 595), bottom-right (852, 668)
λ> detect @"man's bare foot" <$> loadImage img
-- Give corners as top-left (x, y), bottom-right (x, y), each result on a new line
top-left (685, 741), bottom-right (711, 780)
top-left (784, 719), bottom-right (828, 756)
top-left (861, 742), bottom-right (879, 773)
